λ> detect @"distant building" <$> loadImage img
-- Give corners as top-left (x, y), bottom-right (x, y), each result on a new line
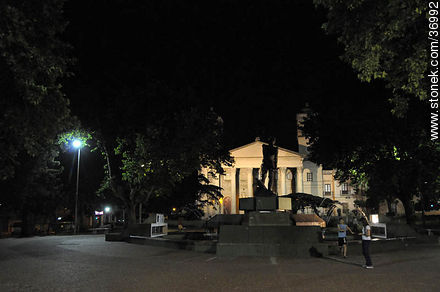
top-left (201, 113), bottom-right (359, 218)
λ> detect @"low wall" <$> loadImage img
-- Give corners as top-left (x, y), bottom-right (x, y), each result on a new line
top-left (217, 225), bottom-right (327, 257)
top-left (127, 235), bottom-right (216, 253)
top-left (166, 220), bottom-right (206, 229)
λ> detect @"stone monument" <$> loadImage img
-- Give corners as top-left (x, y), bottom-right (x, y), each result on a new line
top-left (238, 138), bottom-right (289, 213)
top-left (217, 138), bottom-right (328, 257)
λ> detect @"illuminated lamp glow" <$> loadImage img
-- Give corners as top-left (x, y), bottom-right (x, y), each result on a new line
top-left (370, 214), bottom-right (379, 224)
top-left (72, 139), bottom-right (82, 148)
top-left (104, 207), bottom-right (111, 213)
top-left (172, 207), bottom-right (176, 212)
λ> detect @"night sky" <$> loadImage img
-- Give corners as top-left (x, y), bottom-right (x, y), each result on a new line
top-left (63, 0), bottom-right (360, 151)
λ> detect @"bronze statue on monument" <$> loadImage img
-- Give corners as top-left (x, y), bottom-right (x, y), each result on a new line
top-left (260, 137), bottom-right (278, 192)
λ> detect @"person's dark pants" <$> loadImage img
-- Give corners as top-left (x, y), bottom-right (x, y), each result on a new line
top-left (362, 240), bottom-right (372, 266)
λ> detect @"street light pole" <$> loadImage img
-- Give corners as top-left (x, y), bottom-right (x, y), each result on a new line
top-left (75, 147), bottom-right (80, 234)
top-left (73, 139), bottom-right (82, 235)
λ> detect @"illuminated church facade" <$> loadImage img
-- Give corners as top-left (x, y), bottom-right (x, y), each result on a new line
top-left (201, 113), bottom-right (358, 218)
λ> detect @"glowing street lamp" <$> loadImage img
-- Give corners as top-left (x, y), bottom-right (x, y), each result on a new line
top-left (73, 139), bottom-right (82, 235)
top-left (104, 206), bottom-right (111, 224)
top-left (73, 139), bottom-right (81, 148)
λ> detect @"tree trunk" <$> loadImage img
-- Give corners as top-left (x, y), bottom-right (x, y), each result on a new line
top-left (127, 201), bottom-right (137, 225)
top-left (102, 144), bottom-right (112, 179)
top-left (401, 196), bottom-right (415, 225)
top-left (420, 192), bottom-right (426, 227)
top-left (21, 208), bottom-right (34, 237)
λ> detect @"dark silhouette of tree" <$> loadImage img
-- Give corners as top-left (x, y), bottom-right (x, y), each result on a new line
top-left (302, 80), bottom-right (440, 224)
top-left (65, 80), bottom-right (232, 225)
top-left (0, 0), bottom-right (72, 180)
top-left (0, 0), bottom-right (73, 234)
top-left (144, 172), bottom-right (223, 220)
top-left (0, 144), bottom-right (65, 235)
top-left (314, 0), bottom-right (427, 115)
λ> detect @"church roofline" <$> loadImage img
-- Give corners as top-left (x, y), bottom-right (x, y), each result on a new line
top-left (229, 140), bottom-right (306, 158)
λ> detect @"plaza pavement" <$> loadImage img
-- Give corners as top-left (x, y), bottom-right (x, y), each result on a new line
top-left (0, 234), bottom-right (439, 291)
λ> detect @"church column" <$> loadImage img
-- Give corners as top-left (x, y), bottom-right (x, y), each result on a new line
top-left (317, 165), bottom-right (323, 198)
top-left (230, 168), bottom-right (237, 214)
top-left (247, 168), bottom-right (253, 197)
top-left (296, 166), bottom-right (303, 193)
top-left (280, 167), bottom-right (286, 195)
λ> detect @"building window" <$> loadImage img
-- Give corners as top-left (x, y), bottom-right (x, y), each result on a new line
top-left (306, 172), bottom-right (313, 182)
top-left (324, 184), bottom-right (331, 196)
top-left (342, 183), bottom-right (349, 194)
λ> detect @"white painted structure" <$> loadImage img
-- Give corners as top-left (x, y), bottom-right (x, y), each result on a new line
top-left (202, 113), bottom-right (357, 218)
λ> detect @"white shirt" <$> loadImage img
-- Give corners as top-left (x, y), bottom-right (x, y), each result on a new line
top-left (362, 225), bottom-right (371, 240)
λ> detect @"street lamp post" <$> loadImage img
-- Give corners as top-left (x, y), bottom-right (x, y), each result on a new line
top-left (73, 139), bottom-right (82, 235)
top-left (105, 206), bottom-right (111, 225)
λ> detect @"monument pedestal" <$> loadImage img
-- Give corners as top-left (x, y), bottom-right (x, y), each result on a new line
top-left (221, 179), bottom-right (326, 257)
top-left (246, 211), bottom-right (292, 226)
top-left (217, 225), bottom-right (328, 257)
top-left (238, 196), bottom-right (291, 212)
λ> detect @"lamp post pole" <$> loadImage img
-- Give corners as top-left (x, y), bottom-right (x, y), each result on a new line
top-left (74, 147), bottom-right (80, 234)
top-left (72, 139), bottom-right (82, 235)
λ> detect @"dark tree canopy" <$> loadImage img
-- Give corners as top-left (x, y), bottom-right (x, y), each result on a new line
top-left (74, 81), bottom-right (233, 224)
top-left (0, 0), bottom-right (72, 180)
top-left (0, 0), bottom-right (74, 234)
top-left (302, 79), bottom-right (440, 223)
top-left (314, 0), bottom-right (427, 115)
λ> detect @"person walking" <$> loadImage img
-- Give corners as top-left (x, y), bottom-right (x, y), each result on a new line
top-left (361, 217), bottom-right (373, 269)
top-left (338, 218), bottom-right (354, 258)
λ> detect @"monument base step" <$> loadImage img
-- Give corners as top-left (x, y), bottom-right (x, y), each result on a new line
top-left (217, 243), bottom-right (328, 257)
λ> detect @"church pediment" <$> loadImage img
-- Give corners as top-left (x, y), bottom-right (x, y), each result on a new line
top-left (230, 141), bottom-right (304, 159)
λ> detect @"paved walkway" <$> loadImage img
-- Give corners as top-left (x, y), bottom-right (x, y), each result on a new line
top-left (1, 235), bottom-right (439, 291)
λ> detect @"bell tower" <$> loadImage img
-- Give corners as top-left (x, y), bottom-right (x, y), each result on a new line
top-left (296, 112), bottom-right (310, 155)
